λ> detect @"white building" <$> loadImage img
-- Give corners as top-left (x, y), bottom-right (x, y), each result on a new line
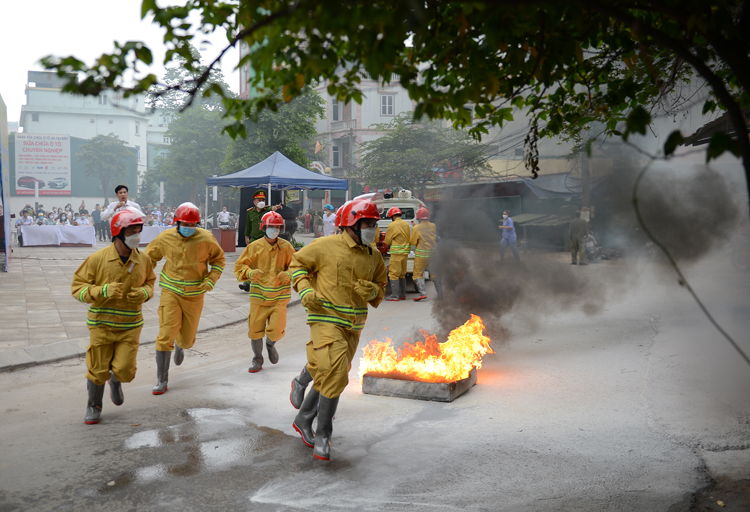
top-left (313, 72), bottom-right (415, 179)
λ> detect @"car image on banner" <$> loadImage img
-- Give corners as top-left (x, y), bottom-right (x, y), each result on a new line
top-left (14, 133), bottom-right (71, 196)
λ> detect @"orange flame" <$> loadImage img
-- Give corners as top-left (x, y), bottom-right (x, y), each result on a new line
top-left (359, 314), bottom-right (493, 383)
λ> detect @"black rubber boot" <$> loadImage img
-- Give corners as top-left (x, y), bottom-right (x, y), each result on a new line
top-left (434, 278), bottom-right (444, 300)
top-left (266, 338), bottom-right (279, 365)
top-left (152, 350), bottom-right (170, 395)
top-left (238, 282), bottom-right (250, 292)
top-left (398, 277), bottom-right (407, 300)
top-left (292, 388), bottom-right (320, 448)
top-left (290, 365), bottom-right (313, 409)
top-left (248, 338), bottom-right (264, 373)
top-left (84, 380), bottom-right (106, 425)
top-left (173, 344), bottom-right (184, 366)
top-left (313, 395), bottom-right (339, 461)
top-left (109, 370), bottom-right (124, 406)
top-left (385, 280), bottom-right (400, 301)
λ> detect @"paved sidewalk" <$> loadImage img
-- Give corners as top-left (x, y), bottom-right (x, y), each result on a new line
top-left (0, 239), bottom-right (308, 372)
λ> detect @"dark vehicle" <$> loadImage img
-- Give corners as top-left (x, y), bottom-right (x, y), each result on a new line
top-left (17, 176), bottom-right (46, 189)
top-left (47, 177), bottom-right (68, 189)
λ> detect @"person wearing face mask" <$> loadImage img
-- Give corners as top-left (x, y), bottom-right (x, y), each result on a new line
top-left (145, 202), bottom-right (226, 395)
top-left (383, 207), bottom-right (411, 301)
top-left (288, 198), bottom-right (387, 461)
top-left (71, 208), bottom-right (155, 425)
top-left (409, 207), bottom-right (437, 301)
top-left (44, 213), bottom-right (57, 226)
top-left (244, 190), bottom-right (282, 245)
top-left (233, 211), bottom-right (296, 373)
top-left (498, 210), bottom-right (520, 262)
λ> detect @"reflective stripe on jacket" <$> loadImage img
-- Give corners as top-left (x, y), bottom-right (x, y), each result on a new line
top-left (145, 227), bottom-right (225, 296)
top-left (234, 237), bottom-right (295, 305)
top-left (71, 243), bottom-right (156, 329)
top-left (410, 220), bottom-right (436, 258)
top-left (384, 217), bottom-right (411, 255)
top-left (290, 231), bottom-right (387, 331)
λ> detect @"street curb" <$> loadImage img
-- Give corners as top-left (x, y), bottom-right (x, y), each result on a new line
top-left (0, 299), bottom-right (301, 373)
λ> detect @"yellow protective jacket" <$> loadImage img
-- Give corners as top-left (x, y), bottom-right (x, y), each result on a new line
top-left (410, 221), bottom-right (437, 258)
top-left (145, 227), bottom-right (225, 297)
top-left (384, 217), bottom-right (411, 255)
top-left (290, 231), bottom-right (388, 331)
top-left (71, 243), bottom-right (156, 330)
top-left (234, 237), bottom-right (296, 305)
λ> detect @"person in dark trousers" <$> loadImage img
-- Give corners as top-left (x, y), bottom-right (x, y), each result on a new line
top-left (92, 204), bottom-right (104, 241)
top-left (240, 190), bottom-right (281, 292)
top-left (569, 210), bottom-right (589, 265)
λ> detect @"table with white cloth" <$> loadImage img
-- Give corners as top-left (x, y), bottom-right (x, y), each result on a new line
top-left (140, 225), bottom-right (174, 246)
top-left (20, 225), bottom-right (97, 246)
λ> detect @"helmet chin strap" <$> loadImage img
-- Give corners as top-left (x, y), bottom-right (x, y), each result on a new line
top-left (350, 221), bottom-right (366, 245)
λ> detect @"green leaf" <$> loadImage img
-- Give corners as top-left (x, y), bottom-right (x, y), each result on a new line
top-left (623, 106), bottom-right (651, 140)
top-left (702, 100), bottom-right (716, 115)
top-left (706, 132), bottom-right (740, 161)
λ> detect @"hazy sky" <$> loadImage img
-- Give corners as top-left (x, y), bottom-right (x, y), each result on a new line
top-left (0, 0), bottom-right (239, 125)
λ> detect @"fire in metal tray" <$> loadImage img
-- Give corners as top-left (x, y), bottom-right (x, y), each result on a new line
top-left (359, 314), bottom-right (493, 384)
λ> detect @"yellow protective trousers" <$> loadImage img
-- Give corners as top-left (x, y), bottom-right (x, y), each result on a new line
top-left (155, 290), bottom-right (205, 351)
top-left (86, 326), bottom-right (142, 385)
top-left (413, 256), bottom-right (432, 279)
top-left (305, 322), bottom-right (361, 399)
top-left (388, 253), bottom-right (408, 280)
top-left (248, 302), bottom-right (288, 341)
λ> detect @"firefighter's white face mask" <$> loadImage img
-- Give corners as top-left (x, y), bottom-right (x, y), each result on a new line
top-left (265, 227), bottom-right (280, 239)
top-left (124, 233), bottom-right (141, 249)
top-left (360, 227), bottom-right (377, 245)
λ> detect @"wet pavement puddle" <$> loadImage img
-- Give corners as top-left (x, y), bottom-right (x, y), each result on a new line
top-left (99, 407), bottom-right (286, 492)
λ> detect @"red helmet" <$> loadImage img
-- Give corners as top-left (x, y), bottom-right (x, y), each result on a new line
top-left (386, 207), bottom-right (402, 218)
top-left (260, 211), bottom-right (284, 230)
top-left (111, 207), bottom-right (144, 237)
top-left (334, 202), bottom-right (350, 227)
top-left (416, 207), bottom-right (430, 220)
top-left (339, 199), bottom-right (380, 227)
top-left (174, 202), bottom-right (200, 223)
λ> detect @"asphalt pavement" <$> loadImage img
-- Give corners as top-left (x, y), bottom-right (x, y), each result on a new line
top-left (1, 248), bottom-right (749, 511)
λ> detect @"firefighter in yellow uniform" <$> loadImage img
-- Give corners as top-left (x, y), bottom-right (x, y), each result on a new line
top-left (234, 211), bottom-right (296, 373)
top-left (289, 198), bottom-right (387, 461)
top-left (410, 207), bottom-right (437, 301)
top-left (383, 207), bottom-right (411, 301)
top-left (145, 202), bottom-right (225, 395)
top-left (72, 208), bottom-right (155, 424)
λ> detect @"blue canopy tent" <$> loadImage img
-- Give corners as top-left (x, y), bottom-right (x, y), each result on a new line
top-left (206, 151), bottom-right (349, 247)
top-left (206, 151), bottom-right (348, 192)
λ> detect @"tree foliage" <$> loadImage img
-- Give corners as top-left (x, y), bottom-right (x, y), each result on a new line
top-left (77, 133), bottom-right (134, 204)
top-left (152, 106), bottom-right (229, 206)
top-left (40, 0), bottom-right (750, 197)
top-left (354, 113), bottom-right (493, 192)
top-left (222, 86), bottom-right (324, 173)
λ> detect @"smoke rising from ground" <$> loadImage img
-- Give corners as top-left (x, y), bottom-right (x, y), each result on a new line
top-left (426, 159), bottom-right (746, 339)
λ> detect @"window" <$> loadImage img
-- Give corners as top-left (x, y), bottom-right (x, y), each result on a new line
top-left (163, 136), bottom-right (172, 144)
top-left (514, 148), bottom-right (523, 158)
top-left (31, 113), bottom-right (39, 122)
top-left (135, 145), bottom-right (141, 160)
top-left (135, 122), bottom-right (140, 135)
top-left (98, 96), bottom-right (107, 105)
top-left (381, 94), bottom-right (394, 116)
top-left (332, 146), bottom-right (340, 167)
top-left (332, 98), bottom-right (339, 121)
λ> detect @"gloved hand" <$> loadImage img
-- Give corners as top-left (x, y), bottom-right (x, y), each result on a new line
top-left (354, 279), bottom-right (378, 301)
top-left (276, 271), bottom-right (291, 286)
top-left (198, 278), bottom-right (214, 292)
top-left (249, 269), bottom-right (264, 283)
top-left (127, 288), bottom-right (149, 304)
top-left (301, 288), bottom-right (325, 313)
top-left (98, 282), bottom-right (123, 299)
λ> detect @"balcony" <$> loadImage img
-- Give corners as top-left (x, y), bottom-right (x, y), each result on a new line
top-left (331, 119), bottom-right (356, 133)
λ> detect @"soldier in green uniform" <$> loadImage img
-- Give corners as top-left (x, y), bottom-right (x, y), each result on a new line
top-left (240, 190), bottom-right (281, 291)
top-left (568, 210), bottom-right (589, 265)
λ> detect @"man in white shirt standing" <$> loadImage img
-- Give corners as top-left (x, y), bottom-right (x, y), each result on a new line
top-left (101, 185), bottom-right (143, 222)
top-left (217, 206), bottom-right (231, 228)
top-left (322, 204), bottom-right (336, 236)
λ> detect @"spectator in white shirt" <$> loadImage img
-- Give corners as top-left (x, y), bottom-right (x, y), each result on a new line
top-left (101, 184), bottom-right (143, 222)
top-left (217, 206), bottom-right (231, 228)
top-left (322, 204), bottom-right (336, 236)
